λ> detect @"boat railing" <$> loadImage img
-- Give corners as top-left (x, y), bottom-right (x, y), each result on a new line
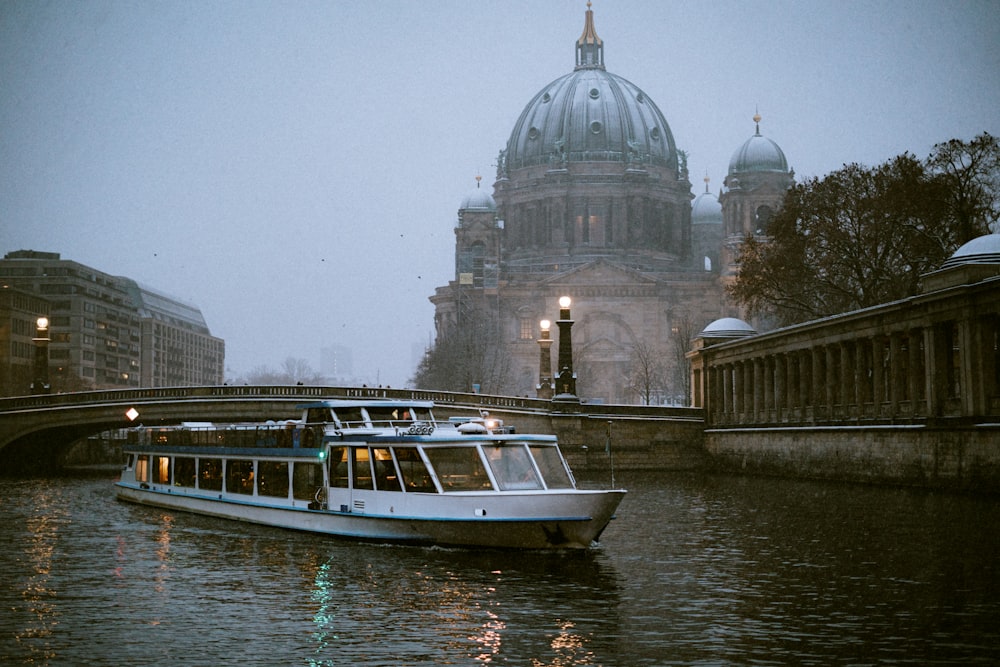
top-left (127, 423), bottom-right (326, 449)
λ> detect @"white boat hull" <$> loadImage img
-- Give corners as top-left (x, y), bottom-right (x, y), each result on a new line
top-left (115, 482), bottom-right (624, 549)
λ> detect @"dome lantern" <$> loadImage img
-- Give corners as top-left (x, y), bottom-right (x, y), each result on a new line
top-left (576, 1), bottom-right (605, 70)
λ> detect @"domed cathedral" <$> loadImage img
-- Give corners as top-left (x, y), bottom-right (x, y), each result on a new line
top-left (430, 4), bottom-right (786, 404)
top-left (719, 112), bottom-right (795, 281)
top-left (495, 5), bottom-right (693, 268)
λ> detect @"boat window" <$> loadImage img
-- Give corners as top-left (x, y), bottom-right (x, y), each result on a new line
top-left (483, 444), bottom-right (542, 491)
top-left (423, 447), bottom-right (493, 492)
top-left (332, 407), bottom-right (365, 429)
top-left (199, 458), bottom-right (223, 491)
top-left (411, 407), bottom-right (434, 422)
top-left (529, 446), bottom-right (574, 489)
top-left (153, 455), bottom-right (171, 485)
top-left (174, 457), bottom-right (196, 487)
top-left (188, 428), bottom-right (217, 447)
top-left (306, 407), bottom-right (333, 424)
top-left (393, 447), bottom-right (436, 493)
top-left (351, 448), bottom-right (374, 490)
top-left (277, 422), bottom-right (300, 448)
top-left (365, 406), bottom-right (415, 428)
top-left (226, 460), bottom-right (255, 495)
top-left (328, 447), bottom-right (349, 488)
top-left (292, 462), bottom-right (323, 501)
top-left (257, 461), bottom-right (289, 498)
top-left (134, 456), bottom-right (149, 483)
top-left (372, 448), bottom-right (402, 492)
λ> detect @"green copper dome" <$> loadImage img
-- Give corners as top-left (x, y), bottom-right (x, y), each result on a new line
top-left (502, 6), bottom-right (678, 173)
top-left (729, 114), bottom-right (789, 175)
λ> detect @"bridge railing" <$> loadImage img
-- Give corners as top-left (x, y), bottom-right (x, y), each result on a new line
top-left (0, 385), bottom-right (701, 419)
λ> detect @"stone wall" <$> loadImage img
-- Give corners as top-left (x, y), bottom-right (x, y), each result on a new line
top-left (431, 404), bottom-right (708, 473)
top-left (705, 426), bottom-right (1000, 493)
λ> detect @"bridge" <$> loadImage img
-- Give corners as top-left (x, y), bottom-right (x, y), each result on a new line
top-left (0, 385), bottom-right (706, 474)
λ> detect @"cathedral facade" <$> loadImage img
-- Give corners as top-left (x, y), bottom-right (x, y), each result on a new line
top-left (430, 5), bottom-right (792, 404)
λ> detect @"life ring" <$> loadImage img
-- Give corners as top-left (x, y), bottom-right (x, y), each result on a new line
top-left (313, 486), bottom-right (327, 508)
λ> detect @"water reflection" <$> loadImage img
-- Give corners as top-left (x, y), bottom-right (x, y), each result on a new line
top-left (0, 471), bottom-right (997, 665)
top-left (13, 480), bottom-right (65, 662)
top-left (301, 545), bottom-right (620, 666)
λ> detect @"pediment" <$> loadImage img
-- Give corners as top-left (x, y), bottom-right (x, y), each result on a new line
top-left (541, 259), bottom-right (656, 287)
top-left (579, 336), bottom-right (630, 360)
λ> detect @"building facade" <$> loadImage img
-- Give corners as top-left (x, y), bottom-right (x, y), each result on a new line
top-left (430, 6), bottom-right (792, 404)
top-left (686, 234), bottom-right (1000, 490)
top-left (689, 235), bottom-right (1000, 425)
top-left (0, 250), bottom-right (224, 395)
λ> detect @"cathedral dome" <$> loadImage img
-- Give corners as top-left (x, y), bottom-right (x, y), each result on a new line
top-left (692, 176), bottom-right (722, 225)
top-left (729, 113), bottom-right (789, 175)
top-left (460, 177), bottom-right (496, 211)
top-left (502, 6), bottom-right (678, 173)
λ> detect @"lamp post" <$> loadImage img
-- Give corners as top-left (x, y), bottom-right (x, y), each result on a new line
top-left (536, 319), bottom-right (554, 399)
top-left (31, 316), bottom-right (50, 394)
top-left (554, 296), bottom-right (578, 401)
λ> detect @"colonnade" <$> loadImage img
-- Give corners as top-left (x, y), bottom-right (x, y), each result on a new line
top-left (693, 314), bottom-right (999, 427)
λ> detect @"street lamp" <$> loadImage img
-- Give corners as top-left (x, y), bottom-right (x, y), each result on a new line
top-left (31, 316), bottom-right (50, 394)
top-left (554, 296), bottom-right (578, 401)
top-left (536, 319), bottom-right (554, 399)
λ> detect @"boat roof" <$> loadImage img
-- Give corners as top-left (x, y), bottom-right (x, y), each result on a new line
top-left (296, 399), bottom-right (436, 410)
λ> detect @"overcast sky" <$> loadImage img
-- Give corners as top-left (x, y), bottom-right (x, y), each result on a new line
top-left (2, 0), bottom-right (998, 387)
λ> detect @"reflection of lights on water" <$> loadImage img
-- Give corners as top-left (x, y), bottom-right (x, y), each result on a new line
top-left (470, 610), bottom-right (506, 663)
top-left (153, 514), bottom-right (173, 595)
top-left (310, 560), bottom-right (337, 665)
top-left (545, 619), bottom-right (596, 666)
top-left (15, 483), bottom-right (65, 661)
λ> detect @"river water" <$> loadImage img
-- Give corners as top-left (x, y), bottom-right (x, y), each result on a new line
top-left (1, 468), bottom-right (997, 666)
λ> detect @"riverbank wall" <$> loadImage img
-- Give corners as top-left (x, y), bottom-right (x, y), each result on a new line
top-left (704, 425), bottom-right (1000, 493)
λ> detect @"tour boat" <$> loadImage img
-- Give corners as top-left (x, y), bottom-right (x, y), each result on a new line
top-left (115, 399), bottom-right (625, 549)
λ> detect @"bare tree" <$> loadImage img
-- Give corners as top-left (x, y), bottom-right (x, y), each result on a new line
top-left (625, 341), bottom-right (667, 405)
top-left (411, 306), bottom-right (514, 394)
top-left (668, 314), bottom-right (699, 405)
top-left (242, 358), bottom-right (323, 385)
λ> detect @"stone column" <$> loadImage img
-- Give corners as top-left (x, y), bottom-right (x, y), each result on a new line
top-left (822, 345), bottom-right (835, 418)
top-left (871, 336), bottom-right (885, 415)
top-left (800, 349), bottom-right (813, 414)
top-left (753, 357), bottom-right (764, 422)
top-left (763, 356), bottom-right (774, 419)
top-left (909, 328), bottom-right (926, 415)
top-left (772, 355), bottom-right (783, 419)
top-left (731, 362), bottom-right (742, 419)
top-left (840, 342), bottom-right (854, 414)
top-left (889, 333), bottom-right (904, 415)
top-left (721, 364), bottom-right (732, 419)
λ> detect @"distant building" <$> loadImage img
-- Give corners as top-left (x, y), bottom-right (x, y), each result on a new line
top-left (0, 286), bottom-right (51, 395)
top-left (0, 250), bottom-right (224, 395)
top-left (429, 6), bottom-right (793, 403)
top-left (320, 344), bottom-right (353, 382)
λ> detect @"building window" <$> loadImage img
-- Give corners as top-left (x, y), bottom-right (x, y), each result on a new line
top-left (519, 317), bottom-right (533, 340)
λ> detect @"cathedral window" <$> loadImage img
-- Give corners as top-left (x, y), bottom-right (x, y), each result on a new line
top-left (519, 317), bottom-right (533, 340)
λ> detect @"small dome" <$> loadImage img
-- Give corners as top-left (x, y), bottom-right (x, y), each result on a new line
top-left (692, 175), bottom-right (722, 225)
top-left (460, 189), bottom-right (496, 212)
top-left (940, 233), bottom-right (1000, 269)
top-left (460, 176), bottom-right (496, 211)
top-left (700, 317), bottom-right (757, 339)
top-left (729, 113), bottom-right (789, 175)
